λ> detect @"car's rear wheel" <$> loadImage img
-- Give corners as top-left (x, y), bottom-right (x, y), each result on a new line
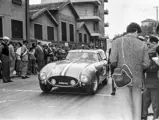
top-left (85, 76), bottom-right (99, 95)
top-left (39, 83), bottom-right (52, 93)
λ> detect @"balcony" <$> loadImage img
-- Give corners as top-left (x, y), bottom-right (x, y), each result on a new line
top-left (72, 0), bottom-right (101, 5)
top-left (104, 22), bottom-right (109, 27)
top-left (91, 32), bottom-right (101, 37)
top-left (104, 0), bottom-right (108, 2)
top-left (78, 15), bottom-right (101, 22)
top-left (104, 9), bottom-right (109, 15)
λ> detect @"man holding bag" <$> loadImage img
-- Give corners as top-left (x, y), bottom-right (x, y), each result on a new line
top-left (110, 22), bottom-right (150, 120)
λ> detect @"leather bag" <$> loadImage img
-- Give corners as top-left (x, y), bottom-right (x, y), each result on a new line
top-left (112, 37), bottom-right (133, 88)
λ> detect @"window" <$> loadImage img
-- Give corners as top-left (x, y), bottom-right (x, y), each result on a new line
top-left (61, 22), bottom-right (67, 41)
top-left (79, 33), bottom-right (82, 43)
top-left (34, 24), bottom-right (42, 40)
top-left (84, 34), bottom-right (87, 43)
top-left (0, 18), bottom-right (3, 38)
top-left (69, 24), bottom-right (74, 42)
top-left (11, 20), bottom-right (23, 39)
top-left (12, 0), bottom-right (22, 5)
top-left (47, 26), bottom-right (54, 41)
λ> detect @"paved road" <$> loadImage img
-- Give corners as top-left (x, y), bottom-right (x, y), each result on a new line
top-left (0, 75), bottom-right (153, 120)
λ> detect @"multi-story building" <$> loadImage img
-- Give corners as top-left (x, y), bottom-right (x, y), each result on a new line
top-left (0, 0), bottom-right (29, 41)
top-left (41, 0), bottom-right (108, 50)
top-left (30, 1), bottom-right (91, 48)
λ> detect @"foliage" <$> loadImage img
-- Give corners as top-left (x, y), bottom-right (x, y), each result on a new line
top-left (140, 22), bottom-right (158, 37)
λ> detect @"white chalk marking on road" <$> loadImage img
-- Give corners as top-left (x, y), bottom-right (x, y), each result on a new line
top-left (48, 106), bottom-right (58, 108)
top-left (0, 100), bottom-right (19, 104)
top-left (1, 88), bottom-right (41, 93)
top-left (0, 89), bottom-right (118, 97)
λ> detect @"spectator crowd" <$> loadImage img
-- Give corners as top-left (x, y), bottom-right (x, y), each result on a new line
top-left (0, 37), bottom-right (81, 83)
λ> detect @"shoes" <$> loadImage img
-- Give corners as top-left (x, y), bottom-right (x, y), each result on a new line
top-left (25, 76), bottom-right (30, 78)
top-left (3, 81), bottom-right (8, 83)
top-left (111, 92), bottom-right (116, 96)
top-left (141, 116), bottom-right (147, 120)
top-left (8, 80), bottom-right (13, 82)
top-left (3, 80), bottom-right (13, 83)
top-left (22, 76), bottom-right (26, 79)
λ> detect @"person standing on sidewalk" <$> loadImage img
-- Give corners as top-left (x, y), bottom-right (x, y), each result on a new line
top-left (142, 35), bottom-right (159, 120)
top-left (110, 22), bottom-right (150, 120)
top-left (0, 36), bottom-right (13, 83)
top-left (8, 41), bottom-right (16, 77)
top-left (34, 42), bottom-right (44, 72)
top-left (21, 41), bottom-right (29, 79)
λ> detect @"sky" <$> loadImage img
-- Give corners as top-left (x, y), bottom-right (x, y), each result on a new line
top-left (30, 0), bottom-right (159, 38)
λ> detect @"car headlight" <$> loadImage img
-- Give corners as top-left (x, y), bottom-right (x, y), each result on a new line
top-left (40, 72), bottom-right (47, 81)
top-left (80, 75), bottom-right (88, 83)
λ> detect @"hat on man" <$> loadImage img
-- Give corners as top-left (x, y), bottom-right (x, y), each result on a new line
top-left (3, 36), bottom-right (10, 40)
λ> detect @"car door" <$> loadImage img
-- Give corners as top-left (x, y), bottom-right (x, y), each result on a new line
top-left (96, 53), bottom-right (105, 83)
top-left (98, 53), bottom-right (107, 81)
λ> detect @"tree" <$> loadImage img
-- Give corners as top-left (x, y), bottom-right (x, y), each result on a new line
top-left (140, 22), bottom-right (158, 36)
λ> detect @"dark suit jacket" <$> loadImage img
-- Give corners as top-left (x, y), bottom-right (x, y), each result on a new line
top-left (34, 45), bottom-right (44, 61)
top-left (145, 51), bottom-right (159, 88)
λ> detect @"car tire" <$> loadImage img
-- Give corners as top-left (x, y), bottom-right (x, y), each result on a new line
top-left (39, 83), bottom-right (52, 93)
top-left (102, 77), bottom-right (108, 85)
top-left (85, 76), bottom-right (99, 95)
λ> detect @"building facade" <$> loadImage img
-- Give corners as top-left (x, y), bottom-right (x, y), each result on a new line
top-left (30, 1), bottom-right (91, 48)
top-left (29, 8), bottom-right (58, 44)
top-left (0, 0), bottom-right (29, 41)
top-left (41, 0), bottom-right (108, 50)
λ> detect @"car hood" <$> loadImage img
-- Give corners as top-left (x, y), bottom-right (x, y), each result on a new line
top-left (41, 60), bottom-right (93, 79)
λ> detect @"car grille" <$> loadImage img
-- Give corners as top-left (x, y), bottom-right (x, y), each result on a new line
top-left (48, 76), bottom-right (79, 87)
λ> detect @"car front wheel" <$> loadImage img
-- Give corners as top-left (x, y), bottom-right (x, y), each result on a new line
top-left (85, 76), bottom-right (99, 95)
top-left (39, 83), bottom-right (52, 93)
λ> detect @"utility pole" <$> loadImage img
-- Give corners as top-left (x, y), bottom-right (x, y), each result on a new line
top-left (154, 6), bottom-right (159, 23)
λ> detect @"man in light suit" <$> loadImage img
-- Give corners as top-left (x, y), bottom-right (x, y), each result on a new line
top-left (21, 41), bottom-right (29, 79)
top-left (8, 41), bottom-right (16, 77)
top-left (34, 42), bottom-right (44, 72)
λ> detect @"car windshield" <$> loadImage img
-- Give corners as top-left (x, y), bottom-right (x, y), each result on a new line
top-left (66, 52), bottom-right (99, 62)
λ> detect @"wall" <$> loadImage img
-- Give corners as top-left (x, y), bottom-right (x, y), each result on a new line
top-left (58, 5), bottom-right (77, 44)
top-left (73, 3), bottom-right (95, 16)
top-left (77, 26), bottom-right (90, 43)
top-left (0, 0), bottom-right (26, 40)
top-left (30, 12), bottom-right (57, 42)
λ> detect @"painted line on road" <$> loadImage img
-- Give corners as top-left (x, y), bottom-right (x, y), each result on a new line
top-left (0, 89), bottom-right (118, 97)
top-left (0, 100), bottom-right (19, 104)
top-left (1, 88), bottom-right (41, 93)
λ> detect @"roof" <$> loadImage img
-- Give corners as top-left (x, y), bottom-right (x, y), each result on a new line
top-left (141, 19), bottom-right (156, 23)
top-left (29, 8), bottom-right (58, 26)
top-left (29, 0), bottom-right (79, 19)
top-left (71, 0), bottom-right (101, 5)
top-left (41, 0), bottom-right (101, 5)
top-left (77, 22), bottom-right (91, 35)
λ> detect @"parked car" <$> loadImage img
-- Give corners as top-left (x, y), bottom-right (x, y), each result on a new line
top-left (38, 49), bottom-right (108, 95)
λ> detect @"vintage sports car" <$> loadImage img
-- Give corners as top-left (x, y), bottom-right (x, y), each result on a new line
top-left (38, 49), bottom-right (108, 95)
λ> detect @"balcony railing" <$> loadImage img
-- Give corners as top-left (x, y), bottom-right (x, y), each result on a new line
top-left (104, 9), bottom-right (109, 15)
top-left (104, 22), bottom-right (109, 27)
top-left (104, 0), bottom-right (108, 2)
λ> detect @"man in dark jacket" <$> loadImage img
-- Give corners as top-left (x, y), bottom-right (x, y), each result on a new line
top-left (34, 42), bottom-right (44, 72)
top-left (0, 36), bottom-right (13, 83)
top-left (142, 35), bottom-right (159, 120)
